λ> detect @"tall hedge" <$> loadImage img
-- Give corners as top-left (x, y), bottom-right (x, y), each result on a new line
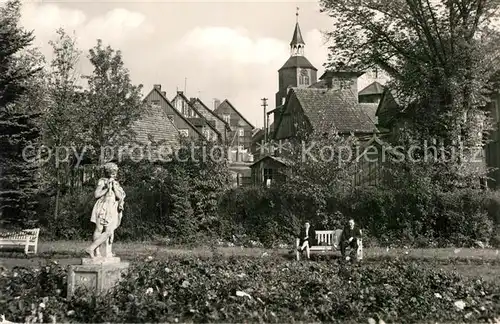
top-left (218, 185), bottom-right (499, 248)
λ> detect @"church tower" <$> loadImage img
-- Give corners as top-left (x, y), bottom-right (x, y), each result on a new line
top-left (275, 8), bottom-right (318, 108)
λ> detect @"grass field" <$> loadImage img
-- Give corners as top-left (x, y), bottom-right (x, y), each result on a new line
top-left (2, 240), bottom-right (500, 258)
top-left (1, 240), bottom-right (500, 282)
top-left (1, 241), bottom-right (500, 322)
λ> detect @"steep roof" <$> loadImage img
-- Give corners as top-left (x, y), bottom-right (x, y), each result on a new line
top-left (359, 81), bottom-right (385, 96)
top-left (319, 70), bottom-right (365, 79)
top-left (279, 56), bottom-right (317, 71)
top-left (214, 99), bottom-right (255, 129)
top-left (143, 87), bottom-right (207, 141)
top-left (172, 91), bottom-right (222, 138)
top-left (190, 97), bottom-right (231, 131)
top-left (131, 104), bottom-right (179, 148)
top-left (290, 22), bottom-right (305, 46)
top-left (285, 87), bottom-right (378, 134)
top-left (249, 155), bottom-right (293, 168)
top-left (359, 103), bottom-right (379, 124)
top-left (251, 128), bottom-right (266, 147)
top-left (252, 128), bottom-right (263, 137)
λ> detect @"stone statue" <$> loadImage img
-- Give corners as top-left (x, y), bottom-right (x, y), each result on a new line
top-left (85, 162), bottom-right (125, 258)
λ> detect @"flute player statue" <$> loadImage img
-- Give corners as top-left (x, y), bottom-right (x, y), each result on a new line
top-left (85, 162), bottom-right (126, 258)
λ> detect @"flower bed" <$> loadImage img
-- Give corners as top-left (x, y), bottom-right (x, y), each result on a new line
top-left (1, 255), bottom-right (499, 323)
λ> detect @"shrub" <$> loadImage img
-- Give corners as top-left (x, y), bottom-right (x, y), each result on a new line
top-left (434, 189), bottom-right (494, 246)
top-left (38, 187), bottom-right (95, 240)
top-left (37, 141), bottom-right (232, 243)
top-left (220, 185), bottom-right (497, 248)
top-left (1, 256), bottom-right (500, 323)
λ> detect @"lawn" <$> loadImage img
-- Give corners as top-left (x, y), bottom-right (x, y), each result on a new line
top-left (1, 241), bottom-right (500, 323)
top-left (1, 240), bottom-right (500, 282)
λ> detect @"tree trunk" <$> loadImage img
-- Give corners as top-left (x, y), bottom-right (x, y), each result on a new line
top-left (54, 167), bottom-right (61, 231)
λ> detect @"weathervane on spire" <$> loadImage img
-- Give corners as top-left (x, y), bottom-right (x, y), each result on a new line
top-left (296, 6), bottom-right (299, 22)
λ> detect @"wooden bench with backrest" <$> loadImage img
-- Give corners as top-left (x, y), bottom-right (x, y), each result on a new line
top-left (0, 228), bottom-right (40, 255)
top-left (296, 228), bottom-right (363, 261)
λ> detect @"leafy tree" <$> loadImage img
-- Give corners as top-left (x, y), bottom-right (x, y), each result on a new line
top-left (181, 138), bottom-right (232, 237)
top-left (41, 28), bottom-right (85, 225)
top-left (45, 28), bottom-right (83, 150)
top-left (278, 123), bottom-right (359, 229)
top-left (167, 164), bottom-right (196, 243)
top-left (81, 39), bottom-right (144, 163)
top-left (319, 0), bottom-right (500, 188)
top-left (0, 0), bottom-right (42, 228)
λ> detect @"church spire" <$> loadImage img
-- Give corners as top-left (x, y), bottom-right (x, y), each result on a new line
top-left (290, 7), bottom-right (305, 56)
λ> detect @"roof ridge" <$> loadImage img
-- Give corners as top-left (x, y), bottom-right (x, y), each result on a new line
top-left (220, 99), bottom-right (255, 129)
top-left (174, 93), bottom-right (222, 137)
top-left (193, 97), bottom-right (231, 130)
top-left (291, 86), bottom-right (377, 134)
top-left (152, 88), bottom-right (207, 140)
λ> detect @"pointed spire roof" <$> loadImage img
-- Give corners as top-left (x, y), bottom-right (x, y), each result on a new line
top-left (290, 22), bottom-right (305, 46)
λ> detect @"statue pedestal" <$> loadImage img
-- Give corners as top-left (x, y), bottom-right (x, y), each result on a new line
top-left (67, 257), bottom-right (129, 298)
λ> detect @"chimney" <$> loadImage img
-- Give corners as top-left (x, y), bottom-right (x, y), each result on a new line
top-left (161, 91), bottom-right (166, 97)
top-left (319, 70), bottom-right (364, 100)
top-left (153, 84), bottom-right (161, 90)
top-left (189, 97), bottom-right (196, 104)
top-left (213, 98), bottom-right (221, 110)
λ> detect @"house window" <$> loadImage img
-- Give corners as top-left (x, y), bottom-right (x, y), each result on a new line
top-left (182, 102), bottom-right (188, 116)
top-left (203, 128), bottom-right (211, 140)
top-left (223, 114), bottom-right (230, 123)
top-left (299, 75), bottom-right (309, 85)
top-left (299, 69), bottom-right (309, 86)
top-left (264, 168), bottom-right (273, 186)
top-left (238, 128), bottom-right (244, 137)
top-left (179, 129), bottom-right (189, 137)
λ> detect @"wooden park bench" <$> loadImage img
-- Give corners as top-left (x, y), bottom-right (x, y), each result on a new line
top-left (296, 228), bottom-right (363, 261)
top-left (0, 228), bottom-right (40, 255)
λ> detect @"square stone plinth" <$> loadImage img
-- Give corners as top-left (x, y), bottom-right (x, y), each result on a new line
top-left (81, 257), bottom-right (122, 265)
top-left (67, 259), bottom-right (129, 298)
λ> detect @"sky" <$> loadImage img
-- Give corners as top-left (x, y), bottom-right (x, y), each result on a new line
top-left (18, 0), bottom-right (384, 128)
